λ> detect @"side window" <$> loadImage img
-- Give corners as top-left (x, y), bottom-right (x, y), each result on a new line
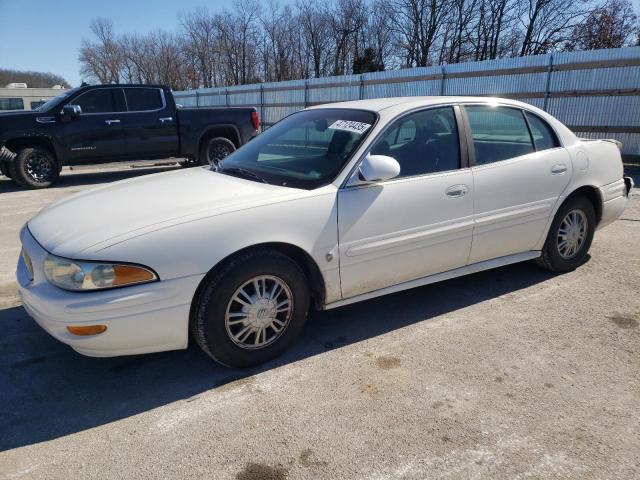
top-left (124, 88), bottom-right (163, 111)
top-left (370, 107), bottom-right (460, 178)
top-left (74, 89), bottom-right (120, 114)
top-left (465, 106), bottom-right (534, 165)
top-left (525, 112), bottom-right (559, 151)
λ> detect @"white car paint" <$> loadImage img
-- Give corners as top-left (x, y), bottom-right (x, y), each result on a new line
top-left (17, 96), bottom-right (632, 357)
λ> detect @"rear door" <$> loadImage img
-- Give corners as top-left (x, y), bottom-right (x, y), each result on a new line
top-left (121, 87), bottom-right (179, 158)
top-left (463, 104), bottom-right (572, 263)
top-left (59, 88), bottom-right (127, 162)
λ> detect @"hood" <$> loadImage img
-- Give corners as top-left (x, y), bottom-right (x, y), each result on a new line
top-left (28, 167), bottom-right (304, 257)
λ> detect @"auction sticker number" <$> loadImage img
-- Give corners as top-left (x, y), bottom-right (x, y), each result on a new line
top-left (329, 120), bottom-right (371, 134)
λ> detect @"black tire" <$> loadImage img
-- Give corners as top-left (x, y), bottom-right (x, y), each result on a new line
top-left (198, 137), bottom-right (235, 167)
top-left (536, 194), bottom-right (596, 272)
top-left (191, 249), bottom-right (310, 368)
top-left (12, 146), bottom-right (60, 189)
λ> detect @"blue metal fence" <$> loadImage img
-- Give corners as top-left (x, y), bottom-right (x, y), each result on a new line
top-left (174, 47), bottom-right (640, 158)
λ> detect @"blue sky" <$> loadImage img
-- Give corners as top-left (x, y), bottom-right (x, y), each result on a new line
top-left (0, 0), bottom-right (237, 86)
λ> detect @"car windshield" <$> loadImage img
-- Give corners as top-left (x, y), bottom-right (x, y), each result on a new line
top-left (217, 108), bottom-right (377, 189)
top-left (36, 88), bottom-right (79, 112)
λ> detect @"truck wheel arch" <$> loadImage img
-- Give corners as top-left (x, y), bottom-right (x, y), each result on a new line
top-left (5, 138), bottom-right (61, 166)
top-left (197, 124), bottom-right (241, 151)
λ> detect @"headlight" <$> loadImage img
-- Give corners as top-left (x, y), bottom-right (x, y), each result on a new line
top-left (43, 254), bottom-right (157, 291)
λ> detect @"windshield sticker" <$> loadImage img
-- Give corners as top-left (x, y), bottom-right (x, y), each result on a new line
top-left (328, 120), bottom-right (371, 134)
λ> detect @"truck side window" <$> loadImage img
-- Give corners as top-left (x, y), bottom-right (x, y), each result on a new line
top-left (124, 88), bottom-right (163, 111)
top-left (74, 89), bottom-right (120, 114)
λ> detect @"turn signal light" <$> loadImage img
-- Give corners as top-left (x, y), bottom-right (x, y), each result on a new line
top-left (67, 325), bottom-right (107, 336)
top-left (113, 265), bottom-right (156, 286)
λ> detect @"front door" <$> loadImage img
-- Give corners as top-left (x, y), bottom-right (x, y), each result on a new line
top-left (464, 105), bottom-right (573, 263)
top-left (59, 87), bottom-right (127, 163)
top-left (338, 106), bottom-right (474, 299)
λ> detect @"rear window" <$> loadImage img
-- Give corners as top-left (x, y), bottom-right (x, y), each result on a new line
top-left (124, 88), bottom-right (163, 111)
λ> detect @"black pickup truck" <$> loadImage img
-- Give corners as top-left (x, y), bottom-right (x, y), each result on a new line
top-left (0, 84), bottom-right (259, 188)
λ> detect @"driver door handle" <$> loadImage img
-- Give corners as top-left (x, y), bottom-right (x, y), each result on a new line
top-left (159, 117), bottom-right (173, 123)
top-left (105, 119), bottom-right (120, 125)
top-left (445, 184), bottom-right (469, 198)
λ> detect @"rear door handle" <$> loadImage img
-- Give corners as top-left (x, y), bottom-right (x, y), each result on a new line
top-left (550, 164), bottom-right (567, 174)
top-left (159, 117), bottom-right (173, 123)
top-left (105, 119), bottom-right (120, 125)
top-left (446, 184), bottom-right (469, 198)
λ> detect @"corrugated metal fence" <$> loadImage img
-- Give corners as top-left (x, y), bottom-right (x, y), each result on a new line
top-left (174, 46), bottom-right (640, 158)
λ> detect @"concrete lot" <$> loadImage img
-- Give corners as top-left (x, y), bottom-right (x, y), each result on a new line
top-left (1, 164), bottom-right (639, 480)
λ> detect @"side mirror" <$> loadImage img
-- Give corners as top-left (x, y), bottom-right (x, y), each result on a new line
top-left (60, 104), bottom-right (82, 121)
top-left (357, 153), bottom-right (400, 183)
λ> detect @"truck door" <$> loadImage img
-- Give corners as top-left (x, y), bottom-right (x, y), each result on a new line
top-left (120, 87), bottom-right (179, 158)
top-left (59, 88), bottom-right (127, 163)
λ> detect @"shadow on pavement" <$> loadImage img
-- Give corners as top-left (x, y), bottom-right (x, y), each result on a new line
top-left (0, 164), bottom-right (180, 192)
top-left (0, 260), bottom-right (558, 452)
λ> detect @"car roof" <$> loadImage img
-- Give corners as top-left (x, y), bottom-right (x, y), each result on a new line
top-left (306, 96), bottom-right (532, 112)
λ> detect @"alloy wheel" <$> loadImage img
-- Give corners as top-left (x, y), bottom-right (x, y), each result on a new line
top-left (24, 151), bottom-right (54, 183)
top-left (557, 209), bottom-right (588, 259)
top-left (224, 275), bottom-right (294, 349)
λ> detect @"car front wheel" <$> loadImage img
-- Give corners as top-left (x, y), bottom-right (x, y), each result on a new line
top-left (191, 249), bottom-right (309, 368)
top-left (536, 194), bottom-right (596, 272)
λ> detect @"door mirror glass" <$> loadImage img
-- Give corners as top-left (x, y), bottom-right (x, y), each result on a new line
top-left (61, 104), bottom-right (82, 121)
top-left (358, 154), bottom-right (401, 183)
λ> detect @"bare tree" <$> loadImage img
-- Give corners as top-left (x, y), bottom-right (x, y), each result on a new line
top-left (297, 0), bottom-right (332, 77)
top-left (79, 18), bottom-right (122, 83)
top-left (565, 0), bottom-right (639, 50)
top-left (519, 0), bottom-right (590, 56)
top-left (77, 0), bottom-right (633, 91)
top-left (389, 0), bottom-right (451, 67)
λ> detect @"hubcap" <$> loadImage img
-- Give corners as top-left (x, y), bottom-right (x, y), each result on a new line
top-left (225, 275), bottom-right (293, 349)
top-left (207, 142), bottom-right (231, 166)
top-left (557, 209), bottom-right (587, 259)
top-left (25, 152), bottom-right (53, 183)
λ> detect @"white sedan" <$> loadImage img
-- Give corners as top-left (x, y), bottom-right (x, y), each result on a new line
top-left (17, 97), bottom-right (633, 367)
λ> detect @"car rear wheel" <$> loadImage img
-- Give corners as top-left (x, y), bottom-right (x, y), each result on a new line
top-left (198, 137), bottom-right (236, 167)
top-left (191, 249), bottom-right (309, 368)
top-left (12, 146), bottom-right (60, 189)
top-left (536, 194), bottom-right (596, 272)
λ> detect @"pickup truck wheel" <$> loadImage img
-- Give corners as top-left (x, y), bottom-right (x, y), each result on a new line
top-left (199, 137), bottom-right (235, 167)
top-left (191, 249), bottom-right (310, 368)
top-left (13, 147), bottom-right (60, 189)
top-left (536, 195), bottom-right (595, 272)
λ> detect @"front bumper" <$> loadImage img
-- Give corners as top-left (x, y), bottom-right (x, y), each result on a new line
top-left (17, 226), bottom-right (204, 357)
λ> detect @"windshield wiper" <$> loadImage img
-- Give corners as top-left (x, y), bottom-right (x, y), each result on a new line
top-left (219, 166), bottom-right (268, 184)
